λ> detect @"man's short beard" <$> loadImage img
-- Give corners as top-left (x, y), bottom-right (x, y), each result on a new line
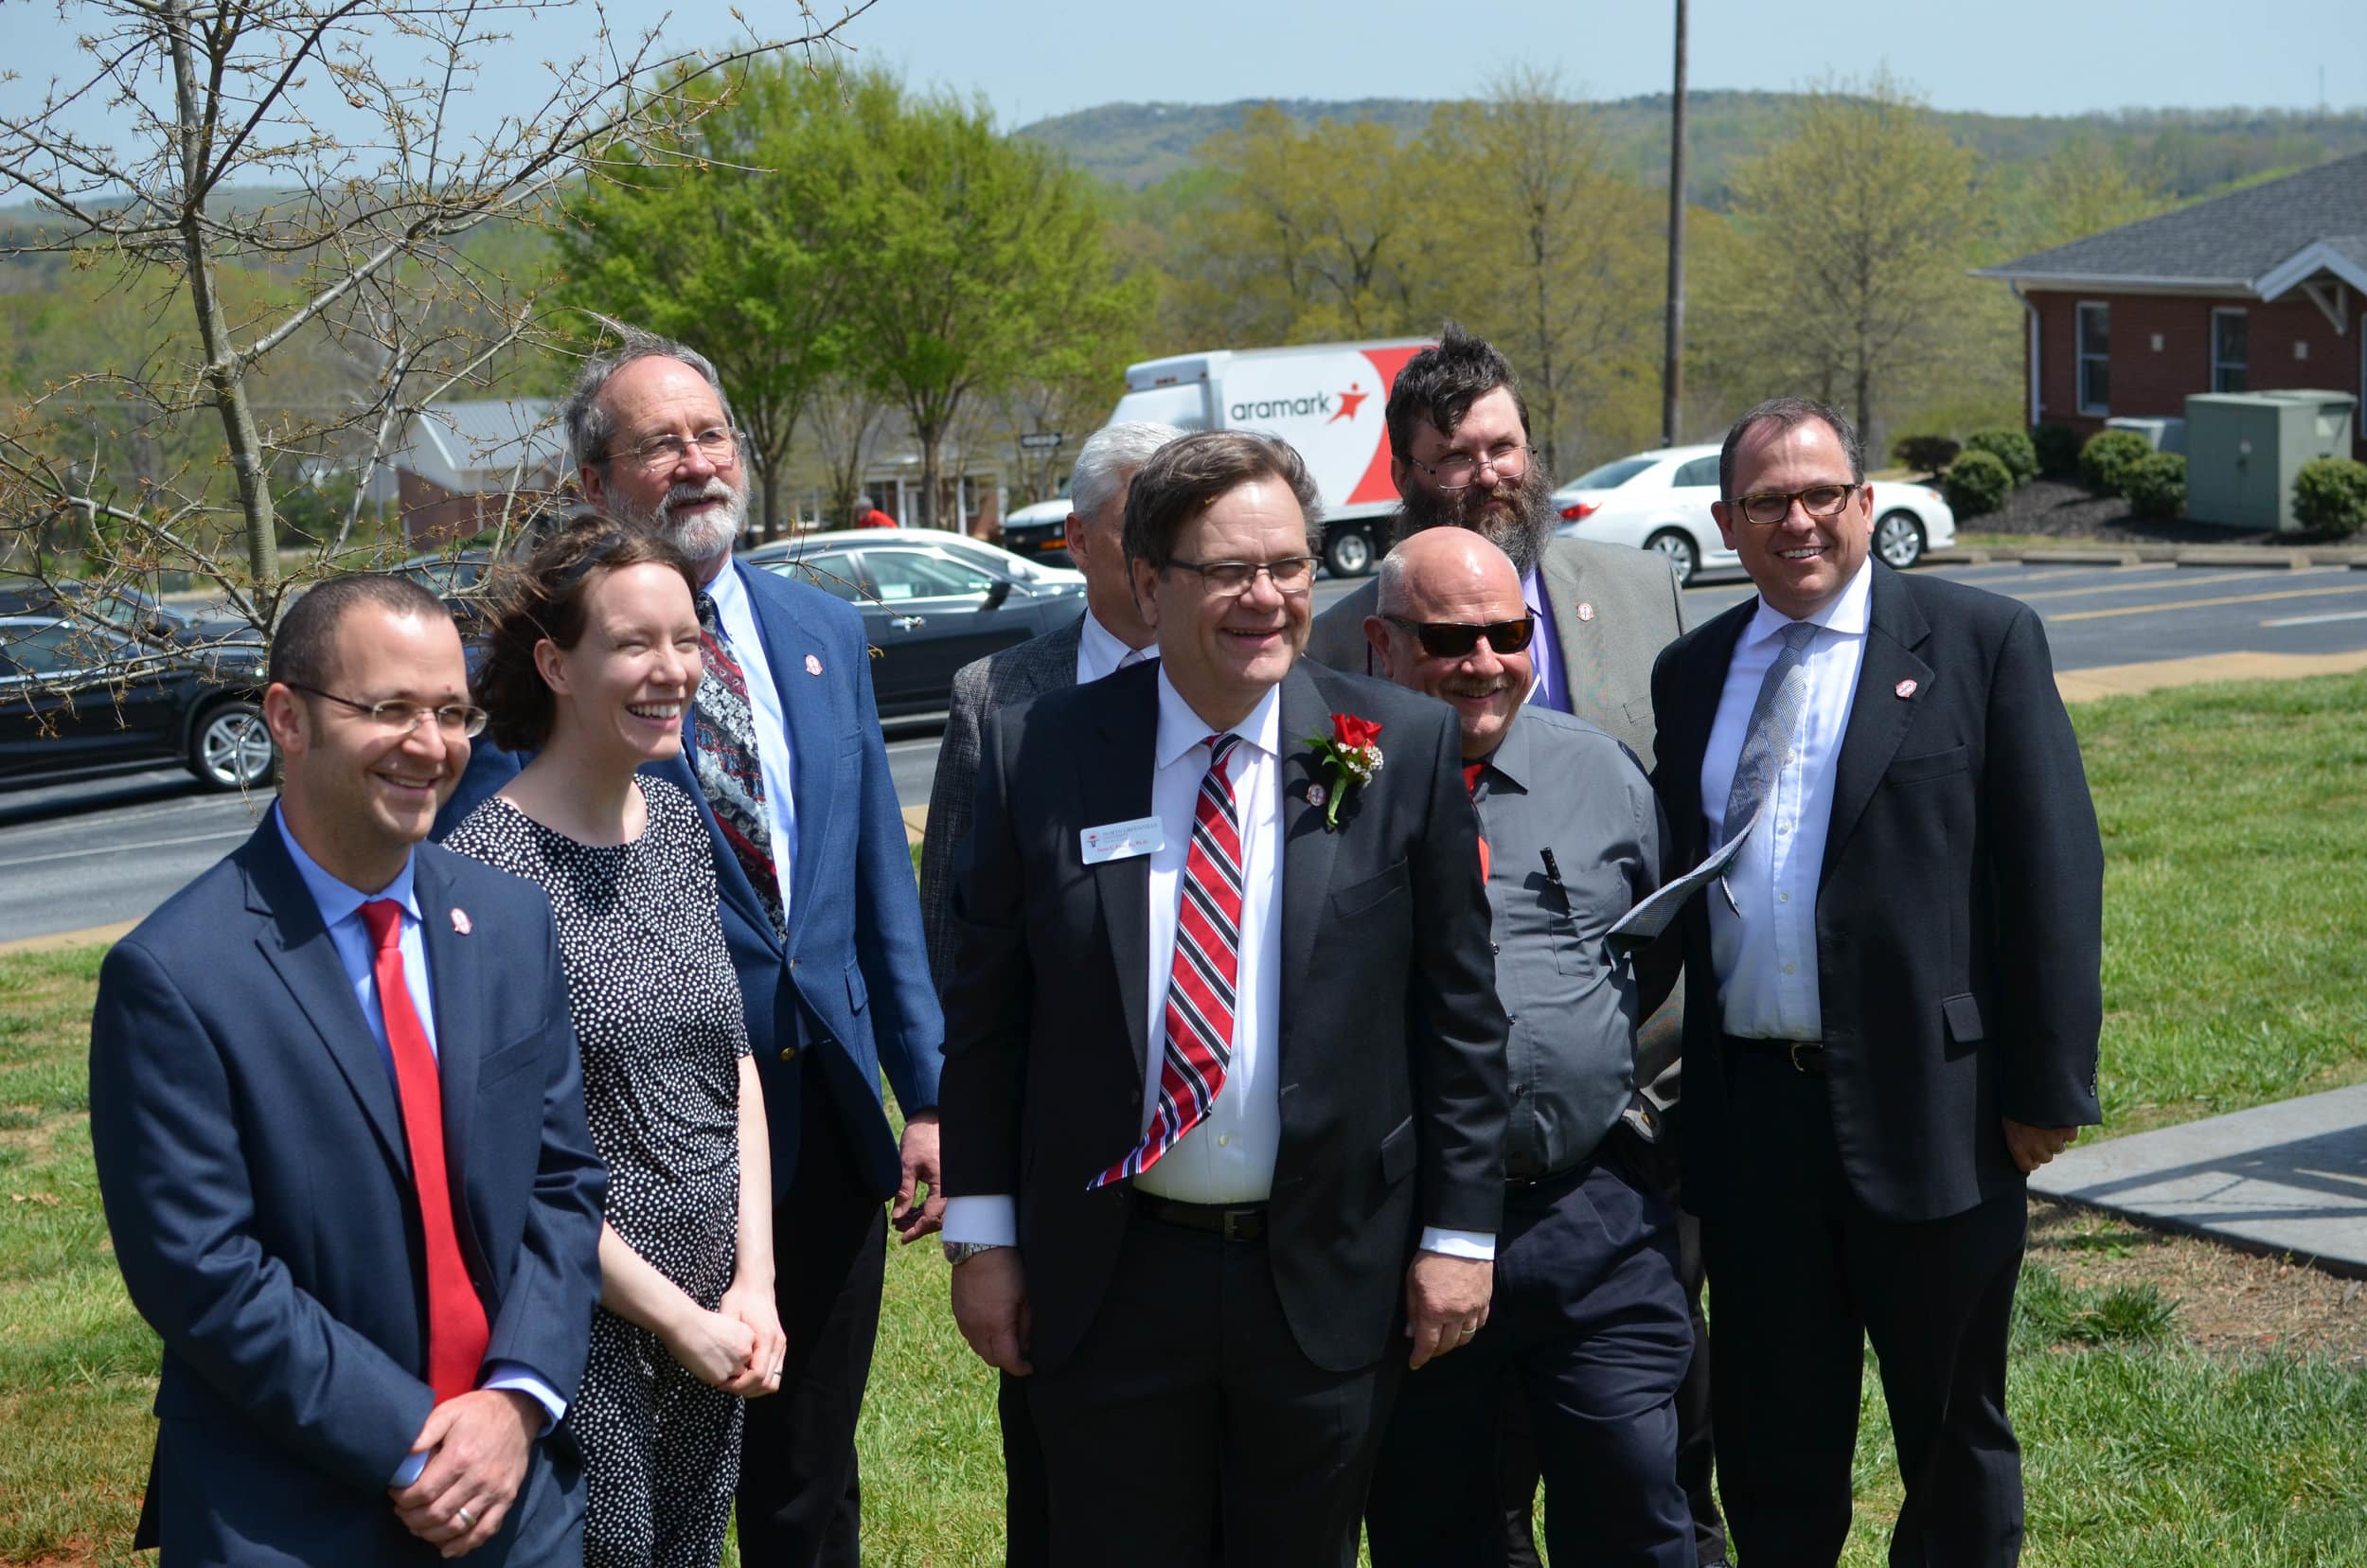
top-left (1390, 460), bottom-right (1558, 579)
top-left (608, 475), bottom-right (747, 561)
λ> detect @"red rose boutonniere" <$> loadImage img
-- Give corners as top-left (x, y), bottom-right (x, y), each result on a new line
top-left (1304, 712), bottom-right (1383, 829)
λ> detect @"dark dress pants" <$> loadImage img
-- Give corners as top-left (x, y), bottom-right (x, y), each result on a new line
top-left (1024, 1210), bottom-right (1401, 1568)
top-left (735, 1069), bottom-right (888, 1568)
top-left (1702, 1049), bottom-right (2027, 1568)
top-left (999, 1369), bottom-right (1051, 1567)
top-left (1367, 1158), bottom-right (1696, 1568)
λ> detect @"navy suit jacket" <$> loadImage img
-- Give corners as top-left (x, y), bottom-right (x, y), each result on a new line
top-left (437, 559), bottom-right (944, 1202)
top-left (88, 822), bottom-right (607, 1566)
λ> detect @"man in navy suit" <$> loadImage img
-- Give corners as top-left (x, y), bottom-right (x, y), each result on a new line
top-left (89, 575), bottom-right (607, 1564)
top-left (438, 330), bottom-right (945, 1566)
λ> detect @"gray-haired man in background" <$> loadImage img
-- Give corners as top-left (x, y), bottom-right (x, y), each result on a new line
top-left (917, 419), bottom-right (1182, 1565)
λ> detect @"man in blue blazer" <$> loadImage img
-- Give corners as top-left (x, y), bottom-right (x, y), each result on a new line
top-left (437, 330), bottom-right (944, 1566)
top-left (89, 575), bottom-right (607, 1564)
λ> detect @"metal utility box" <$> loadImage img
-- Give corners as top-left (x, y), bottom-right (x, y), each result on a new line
top-left (2184, 391), bottom-right (2359, 531)
top-left (2104, 416), bottom-right (2185, 454)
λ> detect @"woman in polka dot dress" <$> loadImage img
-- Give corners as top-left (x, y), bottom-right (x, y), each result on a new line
top-left (447, 517), bottom-right (784, 1568)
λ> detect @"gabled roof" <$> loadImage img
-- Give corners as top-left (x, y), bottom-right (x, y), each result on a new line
top-left (405, 399), bottom-right (563, 478)
top-left (1977, 151), bottom-right (2367, 295)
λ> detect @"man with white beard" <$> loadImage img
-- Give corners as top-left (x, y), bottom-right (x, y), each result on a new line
top-left (437, 330), bottom-right (945, 1568)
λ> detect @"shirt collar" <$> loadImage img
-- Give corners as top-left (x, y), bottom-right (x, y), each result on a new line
top-left (1154, 665), bottom-right (1283, 771)
top-left (1077, 607), bottom-right (1149, 681)
top-left (272, 802), bottom-right (421, 930)
top-left (1744, 554), bottom-right (1875, 650)
top-left (1522, 567), bottom-right (1546, 615)
top-left (703, 554), bottom-right (750, 617)
top-left (1472, 705), bottom-right (1534, 794)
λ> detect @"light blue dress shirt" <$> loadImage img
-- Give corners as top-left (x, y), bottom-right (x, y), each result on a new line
top-left (1522, 568), bottom-right (1566, 716)
top-left (706, 560), bottom-right (801, 920)
top-left (271, 809), bottom-right (566, 1484)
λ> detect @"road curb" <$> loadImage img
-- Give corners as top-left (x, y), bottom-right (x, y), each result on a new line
top-left (0, 920), bottom-right (136, 956)
top-left (1930, 545), bottom-right (2367, 568)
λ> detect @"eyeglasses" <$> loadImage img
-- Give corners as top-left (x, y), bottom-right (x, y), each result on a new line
top-left (1164, 556), bottom-right (1318, 597)
top-left (285, 683), bottom-right (488, 739)
top-left (1385, 615), bottom-right (1537, 659)
top-left (1733, 485), bottom-right (1859, 526)
top-left (605, 425), bottom-right (743, 473)
top-left (1404, 442), bottom-right (1534, 491)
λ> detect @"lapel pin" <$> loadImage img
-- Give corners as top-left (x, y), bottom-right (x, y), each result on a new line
top-left (1305, 783), bottom-right (1327, 809)
top-left (450, 907), bottom-right (472, 935)
top-left (1895, 679), bottom-right (1918, 700)
top-left (804, 653), bottom-right (823, 676)
top-left (1575, 600), bottom-right (1595, 622)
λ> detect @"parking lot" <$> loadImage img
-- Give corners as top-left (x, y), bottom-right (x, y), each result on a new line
top-left (5, 558), bottom-right (2364, 948)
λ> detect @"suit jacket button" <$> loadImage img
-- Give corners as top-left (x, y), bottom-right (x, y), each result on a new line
top-left (788, 957), bottom-right (799, 971)
top-left (780, 1046), bottom-right (799, 1063)
top-left (1130, 1086), bottom-right (1143, 1106)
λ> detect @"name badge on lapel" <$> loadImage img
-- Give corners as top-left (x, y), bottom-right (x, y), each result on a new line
top-left (1080, 816), bottom-right (1163, 864)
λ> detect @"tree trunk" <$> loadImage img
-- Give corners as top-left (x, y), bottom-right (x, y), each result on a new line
top-left (1663, 0), bottom-right (1689, 449)
top-left (169, 0), bottom-right (276, 586)
top-left (918, 424), bottom-right (942, 531)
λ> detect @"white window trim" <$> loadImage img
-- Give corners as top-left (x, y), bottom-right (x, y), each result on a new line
top-left (2212, 307), bottom-right (2249, 393)
top-left (2075, 301), bottom-right (2110, 417)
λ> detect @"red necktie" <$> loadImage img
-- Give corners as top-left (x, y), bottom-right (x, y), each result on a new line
top-left (360, 900), bottom-right (489, 1402)
top-left (1464, 763), bottom-right (1491, 884)
top-left (1092, 734), bottom-right (1245, 1188)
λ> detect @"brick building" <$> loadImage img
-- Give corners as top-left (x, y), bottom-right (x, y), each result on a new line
top-left (393, 399), bottom-right (567, 546)
top-left (1978, 152), bottom-right (2366, 460)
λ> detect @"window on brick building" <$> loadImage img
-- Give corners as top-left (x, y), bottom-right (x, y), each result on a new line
top-left (2076, 303), bottom-right (2109, 415)
top-left (2212, 309), bottom-right (2249, 393)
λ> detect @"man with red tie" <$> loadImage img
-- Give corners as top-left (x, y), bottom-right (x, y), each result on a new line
top-left (938, 431), bottom-right (1509, 1567)
top-left (89, 575), bottom-right (607, 1565)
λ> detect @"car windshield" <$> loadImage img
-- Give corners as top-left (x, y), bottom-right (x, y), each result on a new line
top-left (1564, 456), bottom-right (1661, 491)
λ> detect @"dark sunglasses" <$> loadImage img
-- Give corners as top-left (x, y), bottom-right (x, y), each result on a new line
top-left (1385, 615), bottom-right (1537, 659)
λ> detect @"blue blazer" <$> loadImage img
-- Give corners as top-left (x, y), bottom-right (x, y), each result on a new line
top-left (87, 822), bottom-right (608, 1566)
top-left (438, 560), bottom-right (944, 1202)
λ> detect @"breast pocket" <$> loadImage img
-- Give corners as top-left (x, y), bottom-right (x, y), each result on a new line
top-left (1330, 859), bottom-right (1410, 920)
top-left (1885, 744), bottom-right (1968, 786)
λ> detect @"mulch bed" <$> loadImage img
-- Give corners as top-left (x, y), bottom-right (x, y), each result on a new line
top-left (1938, 476), bottom-right (2348, 546)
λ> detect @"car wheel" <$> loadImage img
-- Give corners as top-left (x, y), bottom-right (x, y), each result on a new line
top-left (1875, 510), bottom-right (1926, 569)
top-left (1324, 527), bottom-right (1376, 579)
top-left (1646, 528), bottom-right (1699, 587)
top-left (187, 699), bottom-right (276, 791)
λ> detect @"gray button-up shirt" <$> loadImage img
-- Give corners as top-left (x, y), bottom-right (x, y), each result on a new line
top-left (1472, 706), bottom-right (1667, 1179)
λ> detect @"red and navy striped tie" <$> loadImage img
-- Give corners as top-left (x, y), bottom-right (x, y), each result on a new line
top-left (1092, 733), bottom-right (1244, 1188)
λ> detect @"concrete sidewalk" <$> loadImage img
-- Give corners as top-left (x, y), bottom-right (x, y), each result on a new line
top-left (2032, 1085), bottom-right (2367, 1280)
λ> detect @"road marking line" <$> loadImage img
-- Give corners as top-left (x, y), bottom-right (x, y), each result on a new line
top-left (2015, 567), bottom-right (2344, 602)
top-left (0, 827), bottom-right (252, 871)
top-left (2260, 610), bottom-right (2367, 629)
top-left (2053, 583), bottom-right (2367, 623)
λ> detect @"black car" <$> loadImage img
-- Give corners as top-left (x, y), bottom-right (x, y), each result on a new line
top-left (0, 575), bottom-right (251, 648)
top-left (750, 538), bottom-right (1085, 717)
top-left (0, 615), bottom-right (276, 791)
top-left (393, 549), bottom-right (504, 633)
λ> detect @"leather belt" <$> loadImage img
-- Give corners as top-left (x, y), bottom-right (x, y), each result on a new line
top-left (1137, 1195), bottom-right (1270, 1241)
top-left (1727, 1035), bottom-right (1829, 1076)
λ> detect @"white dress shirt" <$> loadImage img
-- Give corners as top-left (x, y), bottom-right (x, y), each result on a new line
top-left (1074, 606), bottom-right (1153, 686)
top-left (271, 809), bottom-right (563, 1477)
top-left (705, 560), bottom-right (800, 921)
top-left (1700, 558), bottom-right (1873, 1041)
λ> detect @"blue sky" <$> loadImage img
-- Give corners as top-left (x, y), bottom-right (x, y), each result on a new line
top-left (9, 0), bottom-right (2362, 163)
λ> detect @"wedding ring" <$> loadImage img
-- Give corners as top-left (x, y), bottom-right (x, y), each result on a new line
top-left (455, 1506), bottom-right (475, 1529)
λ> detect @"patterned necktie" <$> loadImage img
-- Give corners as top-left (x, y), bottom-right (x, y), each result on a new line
top-left (1091, 733), bottom-right (1245, 1189)
top-left (359, 900), bottom-right (489, 1402)
top-left (1117, 648), bottom-right (1148, 670)
top-left (694, 592), bottom-right (785, 937)
top-left (1720, 619), bottom-right (1823, 847)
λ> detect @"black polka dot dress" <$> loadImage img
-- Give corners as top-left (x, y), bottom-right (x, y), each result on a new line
top-left (447, 775), bottom-right (752, 1568)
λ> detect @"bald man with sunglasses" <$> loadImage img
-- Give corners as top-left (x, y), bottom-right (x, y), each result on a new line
top-left (1360, 530), bottom-right (1696, 1568)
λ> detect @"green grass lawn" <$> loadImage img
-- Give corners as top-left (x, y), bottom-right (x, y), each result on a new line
top-left (7, 673), bottom-right (2367, 1563)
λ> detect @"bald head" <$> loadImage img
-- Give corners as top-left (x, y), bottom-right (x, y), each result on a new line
top-left (1366, 531), bottom-right (1534, 759)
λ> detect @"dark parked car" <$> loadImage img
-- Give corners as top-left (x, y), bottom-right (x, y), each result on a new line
top-left (748, 536), bottom-right (1085, 717)
top-left (0, 575), bottom-right (250, 648)
top-left (393, 549), bottom-right (504, 633)
top-left (0, 615), bottom-right (276, 791)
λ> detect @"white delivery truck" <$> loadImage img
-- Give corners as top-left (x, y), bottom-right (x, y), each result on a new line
top-left (1107, 338), bottom-right (1433, 578)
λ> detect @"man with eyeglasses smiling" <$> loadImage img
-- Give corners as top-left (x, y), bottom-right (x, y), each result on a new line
top-left (1646, 397), bottom-right (2103, 1568)
top-left (89, 574), bottom-right (606, 1563)
top-left (1358, 529), bottom-right (1694, 1567)
top-left (938, 429), bottom-right (1507, 1568)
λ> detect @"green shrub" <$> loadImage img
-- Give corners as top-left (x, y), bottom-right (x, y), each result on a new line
top-left (1965, 428), bottom-right (2038, 487)
top-left (2292, 456), bottom-right (2367, 538)
top-left (2078, 429), bottom-right (2154, 496)
top-left (2031, 421), bottom-right (2081, 479)
top-left (2123, 452), bottom-right (2186, 520)
top-left (1942, 449), bottom-right (2014, 519)
top-left (1891, 434), bottom-right (1962, 474)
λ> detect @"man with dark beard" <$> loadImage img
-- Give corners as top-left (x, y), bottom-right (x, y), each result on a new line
top-left (436, 330), bottom-right (944, 1568)
top-left (1306, 324), bottom-right (1728, 1568)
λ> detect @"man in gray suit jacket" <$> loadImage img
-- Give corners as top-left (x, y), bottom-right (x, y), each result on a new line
top-left (1304, 323), bottom-right (1726, 1566)
top-left (917, 419), bottom-right (1180, 1565)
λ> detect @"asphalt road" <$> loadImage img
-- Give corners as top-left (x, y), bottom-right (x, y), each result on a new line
top-left (8, 560), bottom-right (2365, 946)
